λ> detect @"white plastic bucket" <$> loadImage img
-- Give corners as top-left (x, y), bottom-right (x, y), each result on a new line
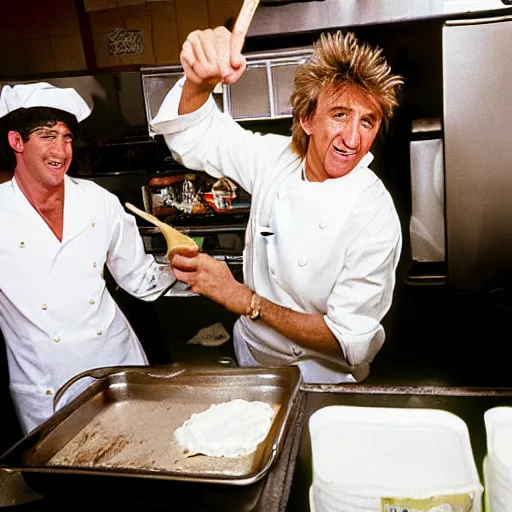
top-left (309, 405), bottom-right (483, 512)
top-left (484, 407), bottom-right (512, 511)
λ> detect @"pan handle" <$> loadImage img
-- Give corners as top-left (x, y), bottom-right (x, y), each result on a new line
top-left (53, 367), bottom-right (120, 412)
top-left (53, 364), bottom-right (187, 412)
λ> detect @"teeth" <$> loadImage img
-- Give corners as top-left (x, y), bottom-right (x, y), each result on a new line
top-left (333, 146), bottom-right (355, 156)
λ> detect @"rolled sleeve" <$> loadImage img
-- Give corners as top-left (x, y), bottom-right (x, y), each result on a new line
top-left (325, 233), bottom-right (400, 366)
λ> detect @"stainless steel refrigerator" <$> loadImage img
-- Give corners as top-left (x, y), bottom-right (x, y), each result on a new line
top-left (443, 14), bottom-right (512, 292)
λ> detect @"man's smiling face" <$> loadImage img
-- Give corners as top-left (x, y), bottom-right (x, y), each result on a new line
top-left (300, 83), bottom-right (382, 182)
top-left (10, 121), bottom-right (74, 189)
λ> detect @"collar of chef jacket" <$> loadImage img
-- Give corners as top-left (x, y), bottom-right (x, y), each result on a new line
top-left (12, 175), bottom-right (92, 244)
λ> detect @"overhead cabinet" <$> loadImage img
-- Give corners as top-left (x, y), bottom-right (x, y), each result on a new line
top-left (0, 0), bottom-right (86, 75)
top-left (0, 0), bottom-right (244, 76)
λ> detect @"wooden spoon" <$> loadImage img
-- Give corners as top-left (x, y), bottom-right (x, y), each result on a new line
top-left (234, 0), bottom-right (260, 37)
top-left (125, 202), bottom-right (198, 261)
top-left (213, 0), bottom-right (260, 94)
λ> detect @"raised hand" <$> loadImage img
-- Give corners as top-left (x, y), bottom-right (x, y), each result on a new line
top-left (180, 26), bottom-right (247, 92)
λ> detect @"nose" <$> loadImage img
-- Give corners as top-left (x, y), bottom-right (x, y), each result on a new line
top-left (342, 117), bottom-right (360, 150)
top-left (53, 136), bottom-right (69, 158)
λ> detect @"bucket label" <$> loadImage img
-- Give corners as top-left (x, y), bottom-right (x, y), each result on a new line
top-left (382, 493), bottom-right (473, 512)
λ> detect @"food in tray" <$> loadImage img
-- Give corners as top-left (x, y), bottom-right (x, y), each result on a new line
top-left (125, 202), bottom-right (198, 259)
top-left (174, 399), bottom-right (275, 458)
top-left (148, 172), bottom-right (250, 220)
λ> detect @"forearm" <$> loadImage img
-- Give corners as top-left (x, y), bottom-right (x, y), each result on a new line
top-left (171, 253), bottom-right (342, 358)
top-left (219, 284), bottom-right (342, 358)
top-left (178, 79), bottom-right (214, 115)
top-left (256, 297), bottom-right (342, 357)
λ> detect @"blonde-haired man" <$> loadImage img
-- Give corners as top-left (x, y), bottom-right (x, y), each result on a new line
top-left (152, 28), bottom-right (404, 384)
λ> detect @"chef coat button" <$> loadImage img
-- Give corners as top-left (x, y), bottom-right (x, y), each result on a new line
top-left (92, 222), bottom-right (96, 228)
top-left (298, 256), bottom-right (308, 267)
top-left (53, 335), bottom-right (61, 343)
top-left (89, 299), bottom-right (95, 305)
top-left (292, 346), bottom-right (303, 357)
top-left (97, 329), bottom-right (103, 336)
top-left (277, 190), bottom-right (286, 200)
top-left (270, 268), bottom-right (275, 276)
top-left (19, 242), bottom-right (25, 248)
top-left (93, 262), bottom-right (97, 268)
top-left (45, 389), bottom-right (53, 396)
top-left (319, 219), bottom-right (328, 229)
top-left (42, 303), bottom-right (48, 310)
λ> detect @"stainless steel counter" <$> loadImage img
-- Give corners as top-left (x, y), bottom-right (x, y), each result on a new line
top-left (287, 385), bottom-right (512, 511)
top-left (3, 384), bottom-right (512, 510)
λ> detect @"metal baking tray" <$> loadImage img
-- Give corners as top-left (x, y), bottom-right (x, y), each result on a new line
top-left (0, 364), bottom-right (302, 488)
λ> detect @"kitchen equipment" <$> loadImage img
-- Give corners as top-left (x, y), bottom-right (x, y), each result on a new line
top-left (409, 118), bottom-right (445, 265)
top-left (0, 364), bottom-right (302, 500)
top-left (405, 118), bottom-right (447, 286)
top-left (443, 14), bottom-right (512, 291)
top-left (146, 171), bottom-right (251, 221)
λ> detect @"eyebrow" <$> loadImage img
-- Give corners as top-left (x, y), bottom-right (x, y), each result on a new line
top-left (330, 106), bottom-right (379, 121)
top-left (33, 127), bottom-right (74, 138)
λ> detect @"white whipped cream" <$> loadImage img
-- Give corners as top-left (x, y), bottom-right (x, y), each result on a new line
top-left (174, 399), bottom-right (275, 458)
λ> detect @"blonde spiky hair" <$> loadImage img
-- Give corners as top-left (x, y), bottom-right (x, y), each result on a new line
top-left (291, 31), bottom-right (403, 158)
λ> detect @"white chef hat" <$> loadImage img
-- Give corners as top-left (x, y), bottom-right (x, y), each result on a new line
top-left (0, 82), bottom-right (91, 122)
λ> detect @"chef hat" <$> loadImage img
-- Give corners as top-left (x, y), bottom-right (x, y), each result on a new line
top-left (0, 82), bottom-right (91, 122)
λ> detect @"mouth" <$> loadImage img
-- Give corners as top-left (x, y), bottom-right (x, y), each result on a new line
top-left (332, 144), bottom-right (356, 156)
top-left (46, 160), bottom-right (65, 170)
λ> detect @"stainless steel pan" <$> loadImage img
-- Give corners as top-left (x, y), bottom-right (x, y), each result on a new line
top-left (0, 364), bottom-right (302, 489)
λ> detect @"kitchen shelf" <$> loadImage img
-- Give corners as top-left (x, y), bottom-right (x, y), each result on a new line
top-left (139, 224), bottom-right (247, 236)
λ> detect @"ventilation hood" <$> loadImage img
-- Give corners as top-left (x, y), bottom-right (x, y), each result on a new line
top-left (247, 0), bottom-right (512, 37)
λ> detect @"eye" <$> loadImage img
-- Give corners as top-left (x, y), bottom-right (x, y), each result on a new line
top-left (42, 135), bottom-right (56, 141)
top-left (361, 118), bottom-right (375, 130)
top-left (334, 111), bottom-right (346, 119)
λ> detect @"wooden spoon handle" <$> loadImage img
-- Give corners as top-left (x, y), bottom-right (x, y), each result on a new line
top-left (125, 202), bottom-right (198, 260)
top-left (125, 202), bottom-right (164, 229)
top-left (233, 0), bottom-right (260, 37)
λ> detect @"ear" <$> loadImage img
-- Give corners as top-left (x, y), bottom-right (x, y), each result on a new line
top-left (7, 131), bottom-right (24, 153)
top-left (300, 116), bottom-right (313, 136)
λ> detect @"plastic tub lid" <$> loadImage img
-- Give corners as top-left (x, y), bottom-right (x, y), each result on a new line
top-left (309, 405), bottom-right (483, 498)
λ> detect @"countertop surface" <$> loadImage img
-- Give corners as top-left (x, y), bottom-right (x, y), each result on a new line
top-left (2, 384), bottom-right (512, 511)
top-left (2, 281), bottom-right (512, 509)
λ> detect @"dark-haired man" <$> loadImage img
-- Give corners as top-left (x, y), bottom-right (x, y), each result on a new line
top-left (0, 82), bottom-right (175, 434)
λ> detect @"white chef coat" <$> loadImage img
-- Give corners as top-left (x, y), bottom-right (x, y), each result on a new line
top-left (0, 176), bottom-right (175, 434)
top-left (151, 78), bottom-right (402, 384)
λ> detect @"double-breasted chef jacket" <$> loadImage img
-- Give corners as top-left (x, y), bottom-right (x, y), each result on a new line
top-left (0, 176), bottom-right (175, 434)
top-left (151, 78), bottom-right (402, 384)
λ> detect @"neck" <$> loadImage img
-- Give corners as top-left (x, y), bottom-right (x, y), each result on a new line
top-left (303, 157), bottom-right (324, 183)
top-left (15, 171), bottom-right (65, 210)
top-left (14, 171), bottom-right (65, 242)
